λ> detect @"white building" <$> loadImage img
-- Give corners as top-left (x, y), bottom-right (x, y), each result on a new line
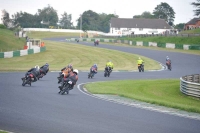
top-left (110, 18), bottom-right (172, 35)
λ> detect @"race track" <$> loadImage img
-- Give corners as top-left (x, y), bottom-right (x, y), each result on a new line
top-left (0, 38), bottom-right (200, 133)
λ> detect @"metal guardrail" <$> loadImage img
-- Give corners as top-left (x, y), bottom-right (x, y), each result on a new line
top-left (180, 74), bottom-right (200, 98)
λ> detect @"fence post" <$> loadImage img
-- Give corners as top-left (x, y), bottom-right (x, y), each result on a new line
top-left (187, 75), bottom-right (189, 81)
top-left (192, 75), bottom-right (195, 82)
top-left (199, 74), bottom-right (200, 83)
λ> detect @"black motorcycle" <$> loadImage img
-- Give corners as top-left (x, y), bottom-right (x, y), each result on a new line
top-left (58, 79), bottom-right (74, 95)
top-left (88, 68), bottom-right (96, 78)
top-left (94, 40), bottom-right (99, 46)
top-left (138, 62), bottom-right (144, 72)
top-left (22, 73), bottom-right (34, 86)
top-left (57, 72), bottom-right (64, 83)
top-left (104, 67), bottom-right (112, 77)
top-left (166, 61), bottom-right (172, 71)
top-left (38, 67), bottom-right (49, 80)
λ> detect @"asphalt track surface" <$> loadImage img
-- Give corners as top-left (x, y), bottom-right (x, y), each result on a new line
top-left (0, 37), bottom-right (200, 133)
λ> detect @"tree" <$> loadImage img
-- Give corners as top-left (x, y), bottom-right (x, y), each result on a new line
top-left (153, 2), bottom-right (175, 25)
top-left (77, 10), bottom-right (118, 33)
top-left (37, 5), bottom-right (58, 28)
top-left (77, 10), bottom-right (99, 32)
top-left (12, 11), bottom-right (36, 28)
top-left (133, 11), bottom-right (155, 19)
top-left (191, 0), bottom-right (200, 16)
top-left (2, 10), bottom-right (12, 28)
top-left (99, 13), bottom-right (118, 33)
top-left (59, 12), bottom-right (73, 29)
top-left (174, 23), bottom-right (185, 30)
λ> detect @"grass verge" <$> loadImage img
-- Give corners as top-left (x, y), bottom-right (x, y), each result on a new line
top-left (0, 29), bottom-right (26, 52)
top-left (85, 79), bottom-right (200, 113)
top-left (27, 31), bottom-right (80, 39)
top-left (0, 40), bottom-right (160, 71)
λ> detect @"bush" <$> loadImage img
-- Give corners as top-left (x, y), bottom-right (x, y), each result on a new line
top-left (0, 24), bottom-right (6, 29)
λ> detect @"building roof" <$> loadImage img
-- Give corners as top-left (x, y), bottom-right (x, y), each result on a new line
top-left (110, 18), bottom-right (172, 29)
top-left (185, 18), bottom-right (200, 25)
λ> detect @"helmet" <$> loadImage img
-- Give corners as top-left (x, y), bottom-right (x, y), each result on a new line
top-left (45, 63), bottom-right (49, 66)
top-left (138, 57), bottom-right (141, 60)
top-left (73, 69), bottom-right (79, 75)
top-left (166, 56), bottom-right (169, 58)
top-left (94, 64), bottom-right (97, 67)
top-left (35, 65), bottom-right (40, 71)
top-left (68, 64), bottom-right (73, 68)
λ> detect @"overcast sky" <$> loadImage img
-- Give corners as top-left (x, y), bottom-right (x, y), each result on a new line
top-left (0, 0), bottom-right (197, 25)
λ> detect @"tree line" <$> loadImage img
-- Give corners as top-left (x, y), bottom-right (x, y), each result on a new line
top-left (2, 1), bottom-right (200, 32)
top-left (2, 4), bottom-right (118, 33)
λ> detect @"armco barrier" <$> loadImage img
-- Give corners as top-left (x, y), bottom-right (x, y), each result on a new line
top-left (180, 74), bottom-right (200, 98)
top-left (0, 46), bottom-right (46, 58)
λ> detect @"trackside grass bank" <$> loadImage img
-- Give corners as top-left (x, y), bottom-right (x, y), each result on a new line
top-left (0, 40), bottom-right (160, 71)
top-left (0, 29), bottom-right (26, 52)
top-left (121, 36), bottom-right (200, 45)
top-left (85, 79), bottom-right (200, 113)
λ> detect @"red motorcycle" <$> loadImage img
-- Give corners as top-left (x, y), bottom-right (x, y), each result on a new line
top-left (22, 73), bottom-right (35, 86)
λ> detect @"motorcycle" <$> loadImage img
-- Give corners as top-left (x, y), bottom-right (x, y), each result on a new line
top-left (58, 79), bottom-right (74, 95)
top-left (104, 66), bottom-right (112, 77)
top-left (138, 62), bottom-right (144, 72)
top-left (76, 38), bottom-right (79, 43)
top-left (38, 67), bottom-right (49, 80)
top-left (166, 61), bottom-right (172, 71)
top-left (94, 40), bottom-right (99, 46)
top-left (22, 73), bottom-right (35, 86)
top-left (57, 68), bottom-right (70, 83)
top-left (88, 68), bottom-right (96, 78)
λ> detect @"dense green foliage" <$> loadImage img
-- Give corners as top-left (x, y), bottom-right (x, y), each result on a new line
top-left (77, 10), bottom-right (118, 33)
top-left (133, 2), bottom-right (175, 26)
top-left (0, 24), bottom-right (6, 29)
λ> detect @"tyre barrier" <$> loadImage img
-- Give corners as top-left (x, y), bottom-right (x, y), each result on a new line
top-left (0, 47), bottom-right (46, 58)
top-left (180, 74), bottom-right (200, 98)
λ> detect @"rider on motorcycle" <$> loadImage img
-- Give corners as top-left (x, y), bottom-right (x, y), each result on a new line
top-left (166, 56), bottom-right (171, 66)
top-left (137, 57), bottom-right (144, 69)
top-left (105, 60), bottom-right (114, 73)
top-left (90, 64), bottom-right (98, 74)
top-left (58, 64), bottom-right (73, 83)
top-left (40, 63), bottom-right (49, 76)
top-left (21, 65), bottom-right (40, 83)
top-left (58, 69), bottom-right (79, 91)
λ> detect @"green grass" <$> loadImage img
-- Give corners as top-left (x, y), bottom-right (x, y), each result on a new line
top-left (85, 79), bottom-right (200, 113)
top-left (27, 31), bottom-right (81, 39)
top-left (0, 29), bottom-right (26, 52)
top-left (121, 36), bottom-right (200, 45)
top-left (180, 28), bottom-right (200, 34)
top-left (0, 130), bottom-right (8, 133)
top-left (0, 40), bottom-right (161, 71)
